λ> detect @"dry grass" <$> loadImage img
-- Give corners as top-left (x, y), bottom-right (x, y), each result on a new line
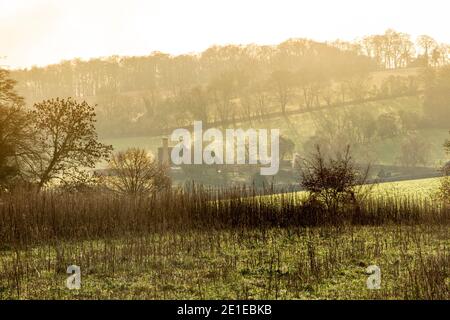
top-left (0, 187), bottom-right (448, 299)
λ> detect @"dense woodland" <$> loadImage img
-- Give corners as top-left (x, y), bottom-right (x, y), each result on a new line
top-left (10, 29), bottom-right (450, 138)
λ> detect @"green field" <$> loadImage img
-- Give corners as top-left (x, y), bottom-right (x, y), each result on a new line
top-left (371, 177), bottom-right (441, 197)
top-left (1, 224), bottom-right (447, 300)
top-left (258, 178), bottom-right (443, 206)
top-left (0, 177), bottom-right (447, 300)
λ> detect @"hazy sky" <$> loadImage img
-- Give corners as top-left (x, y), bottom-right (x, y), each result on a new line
top-left (1, 0), bottom-right (449, 69)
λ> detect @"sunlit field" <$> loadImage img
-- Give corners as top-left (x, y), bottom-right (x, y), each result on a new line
top-left (259, 178), bottom-right (442, 206)
top-left (0, 183), bottom-right (448, 300)
top-left (1, 225), bottom-right (448, 300)
top-left (371, 177), bottom-right (441, 198)
top-left (1, 1), bottom-right (450, 302)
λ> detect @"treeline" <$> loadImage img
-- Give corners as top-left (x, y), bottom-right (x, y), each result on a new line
top-left (360, 30), bottom-right (449, 69)
top-left (14, 39), bottom-right (375, 101)
top-left (1, 65), bottom-right (449, 191)
top-left (10, 30), bottom-right (449, 138)
top-left (304, 66), bottom-right (450, 166)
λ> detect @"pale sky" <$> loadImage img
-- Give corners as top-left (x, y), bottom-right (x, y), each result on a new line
top-left (1, 0), bottom-right (449, 69)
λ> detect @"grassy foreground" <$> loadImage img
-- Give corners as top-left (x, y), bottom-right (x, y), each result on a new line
top-left (0, 225), bottom-right (448, 300)
top-left (0, 179), bottom-right (448, 300)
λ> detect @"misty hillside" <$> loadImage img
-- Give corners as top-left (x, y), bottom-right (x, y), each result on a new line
top-left (10, 30), bottom-right (450, 167)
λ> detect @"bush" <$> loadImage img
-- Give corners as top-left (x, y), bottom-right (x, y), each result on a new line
top-left (297, 145), bottom-right (370, 210)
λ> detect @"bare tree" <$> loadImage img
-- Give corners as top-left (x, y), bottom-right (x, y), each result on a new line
top-left (25, 98), bottom-right (112, 190)
top-left (269, 70), bottom-right (295, 115)
top-left (361, 30), bottom-right (415, 69)
top-left (105, 148), bottom-right (171, 195)
top-left (185, 86), bottom-right (209, 125)
top-left (297, 145), bottom-right (371, 209)
top-left (417, 35), bottom-right (438, 66)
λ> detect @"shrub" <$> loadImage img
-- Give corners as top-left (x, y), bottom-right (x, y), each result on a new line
top-left (297, 145), bottom-right (370, 210)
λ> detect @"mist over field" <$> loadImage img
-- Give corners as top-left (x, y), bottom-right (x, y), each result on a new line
top-left (0, 0), bottom-right (448, 302)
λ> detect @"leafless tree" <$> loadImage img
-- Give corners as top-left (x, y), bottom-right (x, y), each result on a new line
top-left (297, 145), bottom-right (371, 209)
top-left (417, 35), bottom-right (438, 65)
top-left (269, 70), bottom-right (295, 115)
top-left (105, 148), bottom-right (171, 195)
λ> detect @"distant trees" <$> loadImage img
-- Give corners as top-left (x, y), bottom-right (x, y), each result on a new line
top-left (398, 109), bottom-right (421, 133)
top-left (209, 72), bottom-right (240, 124)
top-left (359, 30), bottom-right (450, 69)
top-left (8, 30), bottom-right (450, 140)
top-left (377, 75), bottom-right (419, 98)
top-left (105, 148), bottom-right (171, 195)
top-left (414, 35), bottom-right (450, 67)
top-left (24, 98), bottom-right (112, 190)
top-left (361, 29), bottom-right (415, 69)
top-left (397, 133), bottom-right (431, 167)
top-left (307, 108), bottom-right (378, 158)
top-left (306, 105), bottom-right (430, 166)
top-left (417, 35), bottom-right (437, 63)
top-left (11, 38), bottom-right (377, 138)
top-left (269, 70), bottom-right (295, 115)
top-left (376, 112), bottom-right (400, 139)
top-left (423, 67), bottom-right (450, 127)
top-left (184, 86), bottom-right (210, 125)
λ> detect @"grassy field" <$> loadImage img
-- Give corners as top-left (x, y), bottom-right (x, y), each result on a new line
top-left (259, 178), bottom-right (442, 206)
top-left (371, 177), bottom-right (441, 198)
top-left (0, 179), bottom-right (448, 300)
top-left (1, 225), bottom-right (448, 300)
